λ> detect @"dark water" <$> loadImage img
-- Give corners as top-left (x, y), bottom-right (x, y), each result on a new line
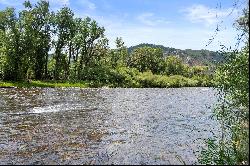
top-left (0, 87), bottom-right (219, 165)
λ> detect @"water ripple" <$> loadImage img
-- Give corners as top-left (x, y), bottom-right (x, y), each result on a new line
top-left (0, 87), bottom-right (219, 165)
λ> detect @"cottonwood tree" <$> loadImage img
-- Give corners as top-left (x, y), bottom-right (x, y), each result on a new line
top-left (21, 0), bottom-right (52, 80)
top-left (52, 7), bottom-right (75, 80)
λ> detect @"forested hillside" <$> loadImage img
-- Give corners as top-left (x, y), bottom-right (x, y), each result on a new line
top-left (128, 43), bottom-right (225, 66)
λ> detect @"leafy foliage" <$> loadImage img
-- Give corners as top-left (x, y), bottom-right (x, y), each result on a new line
top-left (199, 3), bottom-right (249, 165)
top-left (128, 46), bottom-right (164, 74)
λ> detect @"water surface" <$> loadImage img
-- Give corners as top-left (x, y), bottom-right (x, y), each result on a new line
top-left (0, 87), bottom-right (219, 165)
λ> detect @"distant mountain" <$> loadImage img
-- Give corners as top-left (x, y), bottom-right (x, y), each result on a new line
top-left (128, 43), bottom-right (225, 66)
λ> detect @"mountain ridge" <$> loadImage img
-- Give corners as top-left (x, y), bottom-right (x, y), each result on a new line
top-left (128, 43), bottom-right (225, 66)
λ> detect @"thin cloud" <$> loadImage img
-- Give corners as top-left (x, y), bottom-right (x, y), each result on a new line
top-left (75, 0), bottom-right (96, 10)
top-left (182, 4), bottom-right (236, 26)
top-left (0, 0), bottom-right (70, 10)
top-left (0, 0), bottom-right (12, 5)
top-left (136, 12), bottom-right (170, 26)
top-left (50, 0), bottom-right (69, 6)
top-left (0, 0), bottom-right (22, 8)
top-left (48, 0), bottom-right (70, 11)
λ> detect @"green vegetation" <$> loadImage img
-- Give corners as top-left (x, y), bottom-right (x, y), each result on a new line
top-left (0, 67), bottom-right (213, 88)
top-left (198, 2), bottom-right (249, 165)
top-left (128, 43), bottom-right (226, 66)
top-left (0, 0), bottom-right (216, 88)
top-left (0, 80), bottom-right (90, 88)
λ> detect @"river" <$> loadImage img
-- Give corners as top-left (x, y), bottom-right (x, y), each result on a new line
top-left (0, 87), bottom-right (219, 165)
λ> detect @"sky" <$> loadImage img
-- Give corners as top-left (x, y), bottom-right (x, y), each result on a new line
top-left (0, 0), bottom-right (247, 51)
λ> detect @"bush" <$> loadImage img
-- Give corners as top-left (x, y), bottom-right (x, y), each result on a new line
top-left (136, 71), bottom-right (200, 88)
top-left (77, 66), bottom-right (141, 88)
top-left (192, 75), bottom-right (214, 87)
top-left (115, 67), bottom-right (141, 87)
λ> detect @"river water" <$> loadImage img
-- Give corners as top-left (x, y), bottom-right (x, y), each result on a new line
top-left (0, 87), bottom-right (219, 165)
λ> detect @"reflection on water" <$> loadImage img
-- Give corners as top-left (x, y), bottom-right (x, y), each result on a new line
top-left (0, 87), bottom-right (219, 165)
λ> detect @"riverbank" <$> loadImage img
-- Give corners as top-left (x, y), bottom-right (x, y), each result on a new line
top-left (0, 75), bottom-right (214, 88)
top-left (0, 80), bottom-right (90, 88)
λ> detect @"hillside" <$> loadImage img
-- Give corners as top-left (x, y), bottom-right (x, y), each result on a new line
top-left (128, 43), bottom-right (225, 66)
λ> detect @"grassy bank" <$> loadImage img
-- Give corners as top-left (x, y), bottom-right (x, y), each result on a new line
top-left (0, 80), bottom-right (90, 88)
top-left (0, 74), bottom-right (214, 88)
top-left (135, 71), bottom-right (214, 88)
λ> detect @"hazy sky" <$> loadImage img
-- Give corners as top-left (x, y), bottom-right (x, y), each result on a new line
top-left (0, 0), bottom-right (247, 51)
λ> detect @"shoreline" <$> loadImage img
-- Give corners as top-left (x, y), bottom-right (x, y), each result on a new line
top-left (0, 80), bottom-right (214, 89)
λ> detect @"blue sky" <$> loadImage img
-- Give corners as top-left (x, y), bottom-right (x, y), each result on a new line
top-left (0, 0), bottom-right (247, 51)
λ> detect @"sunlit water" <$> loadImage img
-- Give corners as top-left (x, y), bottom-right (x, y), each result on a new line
top-left (0, 87), bottom-right (219, 165)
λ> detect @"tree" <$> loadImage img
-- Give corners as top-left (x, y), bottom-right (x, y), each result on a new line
top-left (164, 55), bottom-right (185, 76)
top-left (1, 7), bottom-right (27, 81)
top-left (75, 17), bottom-right (107, 79)
top-left (0, 0), bottom-right (53, 81)
top-left (199, 2), bottom-right (249, 165)
top-left (21, 0), bottom-right (52, 80)
top-left (53, 7), bottom-right (75, 80)
top-left (128, 46), bottom-right (163, 74)
top-left (108, 37), bottom-right (128, 68)
top-left (115, 37), bottom-right (128, 67)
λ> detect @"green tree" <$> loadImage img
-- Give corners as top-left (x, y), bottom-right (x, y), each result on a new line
top-left (115, 37), bottom-right (128, 67)
top-left (164, 55), bottom-right (185, 75)
top-left (199, 2), bottom-right (249, 165)
top-left (108, 37), bottom-right (128, 68)
top-left (0, 0), bottom-right (53, 81)
top-left (21, 0), bottom-right (52, 80)
top-left (75, 17), bottom-right (107, 79)
top-left (1, 7), bottom-right (27, 81)
top-left (128, 46), bottom-right (163, 74)
top-left (53, 7), bottom-right (74, 80)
